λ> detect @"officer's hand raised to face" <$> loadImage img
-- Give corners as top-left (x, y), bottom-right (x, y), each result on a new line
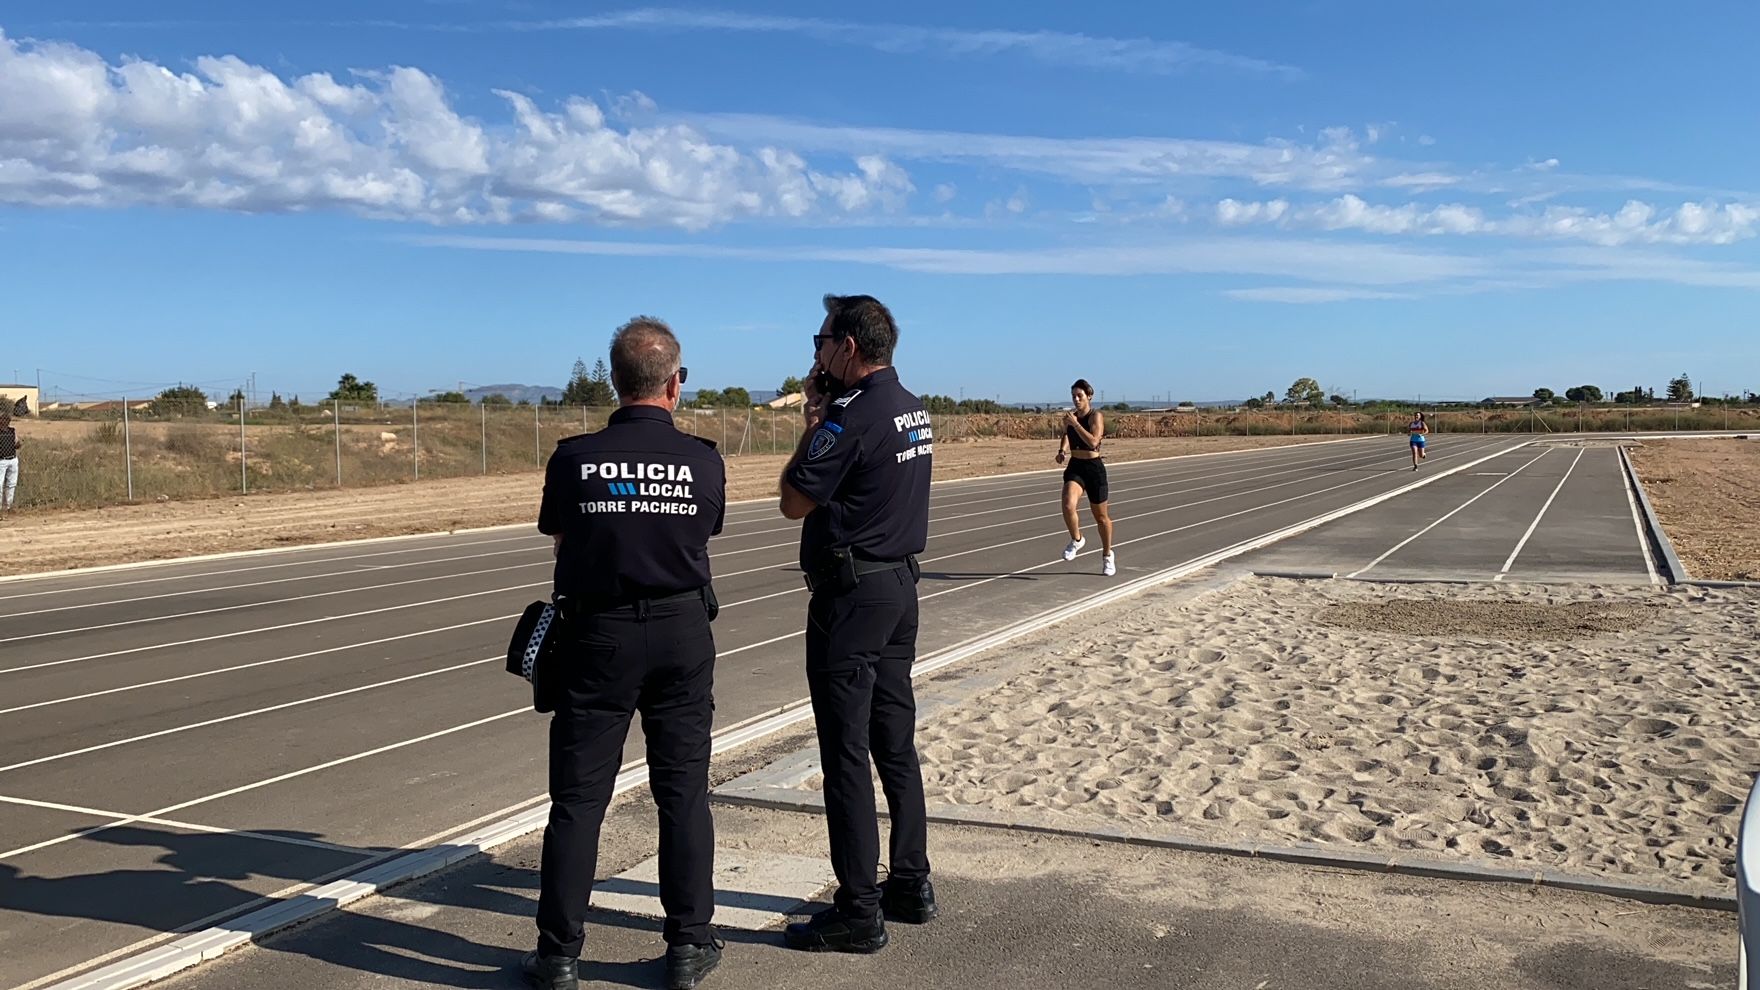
top-left (802, 362), bottom-right (829, 432)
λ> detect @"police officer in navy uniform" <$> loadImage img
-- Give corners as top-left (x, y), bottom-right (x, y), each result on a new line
top-left (777, 294), bottom-right (939, 953)
top-left (523, 317), bottom-right (726, 990)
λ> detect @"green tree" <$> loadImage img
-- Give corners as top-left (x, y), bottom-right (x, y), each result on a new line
top-left (268, 391), bottom-right (287, 411)
top-left (328, 373), bottom-right (378, 403)
top-left (481, 393), bottom-right (513, 406)
top-left (720, 387), bottom-right (752, 408)
top-left (150, 384), bottom-right (209, 418)
top-left (1532, 387), bottom-right (1556, 403)
top-left (778, 376), bottom-right (804, 398)
top-left (582, 358), bottom-right (616, 407)
top-left (1244, 396), bottom-right (1265, 409)
top-left (922, 395), bottom-right (957, 414)
top-left (692, 388), bottom-right (723, 408)
top-left (1284, 377), bottom-right (1324, 405)
top-left (1328, 394), bottom-right (1350, 407)
top-left (562, 358), bottom-right (592, 406)
top-left (1564, 385), bottom-right (1604, 403)
top-left (425, 391), bottom-right (469, 404)
top-left (227, 387), bottom-right (246, 406)
top-left (1667, 372), bottom-right (1694, 403)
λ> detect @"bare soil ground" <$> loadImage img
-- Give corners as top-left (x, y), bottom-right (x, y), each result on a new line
top-left (1628, 438), bottom-right (1760, 581)
top-left (0, 434), bottom-right (1357, 576)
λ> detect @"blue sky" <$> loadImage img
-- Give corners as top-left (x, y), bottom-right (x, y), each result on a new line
top-left (3, 1), bottom-right (1758, 406)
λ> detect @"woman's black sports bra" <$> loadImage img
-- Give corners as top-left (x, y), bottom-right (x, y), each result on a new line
top-left (1067, 411), bottom-right (1100, 452)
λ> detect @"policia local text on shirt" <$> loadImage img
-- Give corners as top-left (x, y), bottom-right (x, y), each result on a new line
top-left (522, 317), bottom-right (727, 990)
top-left (776, 294), bottom-right (940, 955)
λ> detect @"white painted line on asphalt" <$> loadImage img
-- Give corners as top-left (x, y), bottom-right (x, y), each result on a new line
top-left (0, 436), bottom-right (1379, 591)
top-left (0, 794), bottom-right (365, 855)
top-left (0, 657), bottom-right (502, 771)
top-left (27, 437), bottom-right (1509, 990)
top-left (0, 545), bottom-right (545, 620)
top-left (1345, 448), bottom-right (1551, 579)
top-left (0, 585), bottom-right (542, 677)
top-left (0, 709), bottom-right (531, 862)
top-left (0, 534), bottom-right (542, 604)
top-left (0, 561), bottom-right (545, 645)
top-left (0, 617), bottom-right (513, 714)
top-left (1619, 447), bottom-right (1663, 586)
top-left (1495, 448), bottom-right (1584, 581)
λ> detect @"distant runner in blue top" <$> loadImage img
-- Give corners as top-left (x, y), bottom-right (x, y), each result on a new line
top-left (1407, 411), bottom-right (1429, 471)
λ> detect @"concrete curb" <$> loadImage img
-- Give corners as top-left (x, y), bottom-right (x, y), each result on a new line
top-left (712, 786), bottom-right (1733, 912)
top-left (1620, 445), bottom-right (1690, 583)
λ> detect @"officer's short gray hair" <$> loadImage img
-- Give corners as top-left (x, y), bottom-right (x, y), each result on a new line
top-left (609, 316), bottom-right (680, 400)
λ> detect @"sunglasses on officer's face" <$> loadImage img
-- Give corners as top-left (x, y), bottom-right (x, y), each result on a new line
top-left (676, 366), bottom-right (689, 385)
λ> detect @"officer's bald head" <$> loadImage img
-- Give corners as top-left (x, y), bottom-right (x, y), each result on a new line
top-left (609, 317), bottom-right (681, 402)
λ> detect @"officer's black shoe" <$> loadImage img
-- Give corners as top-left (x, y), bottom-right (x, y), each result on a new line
top-left (665, 936), bottom-right (723, 989)
top-left (519, 950), bottom-right (578, 990)
top-left (783, 907), bottom-right (889, 953)
top-left (880, 876), bottom-right (939, 924)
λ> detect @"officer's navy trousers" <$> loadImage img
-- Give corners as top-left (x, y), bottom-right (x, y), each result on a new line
top-left (536, 597), bottom-right (716, 957)
top-left (804, 567), bottom-right (932, 918)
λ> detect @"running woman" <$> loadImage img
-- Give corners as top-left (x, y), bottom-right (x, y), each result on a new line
top-left (1055, 379), bottom-right (1115, 576)
top-left (1408, 410), bottom-right (1429, 470)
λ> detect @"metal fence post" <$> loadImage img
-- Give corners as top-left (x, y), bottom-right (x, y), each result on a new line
top-left (534, 404), bottom-right (541, 465)
top-left (413, 400), bottom-right (420, 480)
top-left (239, 395), bottom-right (248, 494)
top-left (123, 395), bottom-right (133, 501)
top-left (334, 399), bottom-right (343, 487)
top-left (481, 401), bottom-right (488, 475)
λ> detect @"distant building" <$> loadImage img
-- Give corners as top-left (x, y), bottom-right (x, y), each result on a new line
top-left (767, 392), bottom-right (805, 410)
top-left (0, 384), bottom-right (40, 417)
top-left (1482, 396), bottom-right (1540, 407)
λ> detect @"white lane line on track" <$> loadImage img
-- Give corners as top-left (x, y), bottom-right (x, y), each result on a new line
top-left (4, 437), bottom-right (1424, 676)
top-left (0, 586), bottom-right (545, 677)
top-left (3, 439), bottom-right (1381, 627)
top-left (0, 658), bottom-right (502, 770)
top-left (5, 438), bottom-right (1516, 773)
top-left (1345, 449), bottom-right (1551, 579)
top-left (0, 709), bottom-right (531, 861)
top-left (0, 794), bottom-right (367, 854)
top-left (1496, 448), bottom-right (1585, 581)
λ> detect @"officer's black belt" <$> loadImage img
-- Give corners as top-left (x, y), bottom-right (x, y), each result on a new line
top-left (560, 587), bottom-right (707, 618)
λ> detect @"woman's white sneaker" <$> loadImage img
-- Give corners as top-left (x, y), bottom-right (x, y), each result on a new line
top-left (1102, 552), bottom-right (1117, 576)
top-left (1062, 537), bottom-right (1086, 560)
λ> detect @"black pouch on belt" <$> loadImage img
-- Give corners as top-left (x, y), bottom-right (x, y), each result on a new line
top-left (806, 547), bottom-right (861, 595)
top-left (702, 584), bottom-right (720, 621)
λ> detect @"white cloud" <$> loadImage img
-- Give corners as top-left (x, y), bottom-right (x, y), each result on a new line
top-left (0, 29), bottom-right (914, 228)
top-left (933, 182), bottom-right (957, 203)
top-left (682, 114), bottom-right (1383, 192)
top-left (1225, 287), bottom-right (1413, 303)
top-left (1417, 135), bottom-right (1437, 146)
top-left (466, 8), bottom-right (1304, 79)
top-left (1208, 194), bottom-right (1760, 247)
top-left (1528, 157), bottom-right (1561, 171)
top-left (410, 233), bottom-right (1489, 285)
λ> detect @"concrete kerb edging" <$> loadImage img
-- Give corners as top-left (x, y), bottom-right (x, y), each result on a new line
top-left (1620, 445), bottom-right (1689, 584)
top-left (711, 787), bottom-right (1733, 913)
top-left (0, 434), bottom-right (1381, 586)
top-left (41, 438), bottom-right (1521, 990)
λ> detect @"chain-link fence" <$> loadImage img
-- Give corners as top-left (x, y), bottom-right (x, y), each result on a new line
top-left (10, 399), bottom-right (1759, 512)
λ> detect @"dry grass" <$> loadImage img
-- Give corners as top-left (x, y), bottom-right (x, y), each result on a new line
top-left (1628, 438), bottom-right (1760, 581)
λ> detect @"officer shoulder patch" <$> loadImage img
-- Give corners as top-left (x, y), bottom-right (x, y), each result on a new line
top-left (831, 388), bottom-right (863, 408)
top-left (690, 434), bottom-right (719, 451)
top-left (806, 427), bottom-right (838, 460)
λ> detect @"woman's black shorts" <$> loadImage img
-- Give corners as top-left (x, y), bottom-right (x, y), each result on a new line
top-left (1062, 457), bottom-right (1109, 504)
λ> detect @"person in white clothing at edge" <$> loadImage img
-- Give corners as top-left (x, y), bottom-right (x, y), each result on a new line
top-left (0, 411), bottom-right (20, 512)
top-left (1054, 379), bottom-right (1115, 576)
